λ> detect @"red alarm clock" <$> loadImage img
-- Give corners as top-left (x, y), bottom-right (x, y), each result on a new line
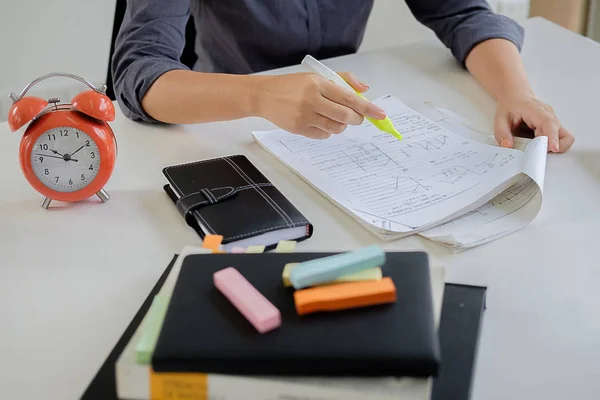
top-left (7, 72), bottom-right (117, 209)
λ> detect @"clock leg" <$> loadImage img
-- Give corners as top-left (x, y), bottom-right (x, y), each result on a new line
top-left (41, 197), bottom-right (52, 209)
top-left (96, 188), bottom-right (110, 203)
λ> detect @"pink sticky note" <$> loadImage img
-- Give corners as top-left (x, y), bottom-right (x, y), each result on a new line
top-left (213, 267), bottom-right (281, 334)
top-left (230, 247), bottom-right (246, 253)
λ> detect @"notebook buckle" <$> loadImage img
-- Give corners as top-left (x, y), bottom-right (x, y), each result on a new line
top-left (176, 186), bottom-right (238, 219)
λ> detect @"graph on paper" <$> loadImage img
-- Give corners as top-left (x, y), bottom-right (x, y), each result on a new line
top-left (253, 95), bottom-right (547, 242)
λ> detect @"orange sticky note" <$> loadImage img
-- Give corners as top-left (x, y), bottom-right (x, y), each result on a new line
top-left (150, 369), bottom-right (207, 399)
top-left (293, 277), bottom-right (396, 316)
top-left (202, 235), bottom-right (223, 252)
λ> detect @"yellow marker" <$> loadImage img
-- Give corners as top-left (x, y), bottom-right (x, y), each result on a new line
top-left (275, 240), bottom-right (296, 253)
top-left (302, 55), bottom-right (402, 140)
top-left (282, 263), bottom-right (383, 287)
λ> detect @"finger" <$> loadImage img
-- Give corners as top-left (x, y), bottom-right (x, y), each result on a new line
top-left (493, 110), bottom-right (514, 148)
top-left (316, 97), bottom-right (364, 125)
top-left (536, 119), bottom-right (561, 153)
top-left (337, 71), bottom-right (369, 93)
top-left (321, 82), bottom-right (386, 120)
top-left (558, 126), bottom-right (575, 153)
top-left (300, 126), bottom-right (331, 140)
top-left (519, 108), bottom-right (559, 152)
top-left (310, 114), bottom-right (348, 135)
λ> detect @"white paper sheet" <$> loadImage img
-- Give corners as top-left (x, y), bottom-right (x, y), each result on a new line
top-left (252, 95), bottom-right (547, 246)
top-left (415, 102), bottom-right (547, 250)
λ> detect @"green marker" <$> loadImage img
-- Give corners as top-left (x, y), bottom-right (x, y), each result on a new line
top-left (301, 55), bottom-right (402, 140)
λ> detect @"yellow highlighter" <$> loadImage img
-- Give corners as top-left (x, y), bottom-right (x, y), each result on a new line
top-left (301, 55), bottom-right (402, 140)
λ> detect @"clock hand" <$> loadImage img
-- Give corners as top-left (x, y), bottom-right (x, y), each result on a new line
top-left (35, 153), bottom-right (79, 162)
top-left (70, 144), bottom-right (86, 157)
top-left (36, 153), bottom-right (65, 160)
top-left (50, 149), bottom-right (64, 157)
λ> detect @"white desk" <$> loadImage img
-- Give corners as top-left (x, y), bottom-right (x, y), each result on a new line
top-left (1, 17), bottom-right (599, 400)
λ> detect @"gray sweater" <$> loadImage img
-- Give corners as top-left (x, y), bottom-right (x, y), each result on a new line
top-left (112, 0), bottom-right (524, 122)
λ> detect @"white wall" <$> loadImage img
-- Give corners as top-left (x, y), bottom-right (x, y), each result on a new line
top-left (0, 0), bottom-right (116, 121)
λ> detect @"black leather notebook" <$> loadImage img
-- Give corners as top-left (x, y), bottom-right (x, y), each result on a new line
top-left (80, 254), bottom-right (487, 400)
top-left (163, 155), bottom-right (313, 250)
top-left (151, 251), bottom-right (440, 377)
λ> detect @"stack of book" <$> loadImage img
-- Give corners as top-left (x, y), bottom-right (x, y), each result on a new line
top-left (113, 245), bottom-right (446, 400)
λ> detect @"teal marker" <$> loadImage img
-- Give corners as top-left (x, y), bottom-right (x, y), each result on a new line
top-left (301, 55), bottom-right (402, 140)
top-left (290, 245), bottom-right (386, 289)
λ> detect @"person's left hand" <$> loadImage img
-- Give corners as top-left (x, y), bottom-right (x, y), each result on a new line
top-left (493, 95), bottom-right (574, 153)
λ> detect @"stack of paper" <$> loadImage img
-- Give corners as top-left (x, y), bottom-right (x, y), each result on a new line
top-left (252, 95), bottom-right (547, 250)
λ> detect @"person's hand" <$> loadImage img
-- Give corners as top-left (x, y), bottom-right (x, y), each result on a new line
top-left (256, 72), bottom-right (386, 139)
top-left (494, 95), bottom-right (574, 153)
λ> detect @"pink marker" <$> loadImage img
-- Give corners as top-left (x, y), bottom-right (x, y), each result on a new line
top-left (213, 267), bottom-right (281, 334)
top-left (230, 247), bottom-right (246, 253)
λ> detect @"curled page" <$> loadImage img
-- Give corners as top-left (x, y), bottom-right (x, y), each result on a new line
top-left (415, 102), bottom-right (547, 250)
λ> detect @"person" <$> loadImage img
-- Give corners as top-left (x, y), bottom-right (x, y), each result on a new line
top-left (112, 0), bottom-right (574, 153)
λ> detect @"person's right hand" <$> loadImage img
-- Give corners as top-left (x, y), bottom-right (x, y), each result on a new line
top-left (255, 72), bottom-right (387, 139)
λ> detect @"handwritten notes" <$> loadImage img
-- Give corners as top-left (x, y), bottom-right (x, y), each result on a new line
top-left (414, 102), bottom-right (547, 249)
top-left (253, 95), bottom-right (547, 248)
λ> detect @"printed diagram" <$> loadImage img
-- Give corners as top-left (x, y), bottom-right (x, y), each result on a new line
top-left (488, 178), bottom-right (536, 207)
top-left (474, 153), bottom-right (515, 172)
top-left (476, 153), bottom-right (498, 169)
top-left (343, 143), bottom-right (404, 171)
top-left (406, 135), bottom-right (448, 151)
top-left (436, 166), bottom-right (483, 185)
top-left (391, 176), bottom-right (430, 194)
top-left (498, 153), bottom-right (516, 167)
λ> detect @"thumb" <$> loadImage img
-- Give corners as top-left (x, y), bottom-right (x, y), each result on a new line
top-left (494, 111), bottom-right (514, 148)
top-left (337, 71), bottom-right (369, 93)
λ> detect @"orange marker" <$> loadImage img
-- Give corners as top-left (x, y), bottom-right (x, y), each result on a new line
top-left (202, 234), bottom-right (223, 252)
top-left (293, 277), bottom-right (396, 316)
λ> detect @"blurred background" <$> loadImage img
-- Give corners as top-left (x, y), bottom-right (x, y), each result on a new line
top-left (0, 0), bottom-right (598, 122)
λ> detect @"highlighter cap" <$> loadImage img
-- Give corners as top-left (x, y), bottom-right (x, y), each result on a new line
top-left (302, 55), bottom-right (355, 92)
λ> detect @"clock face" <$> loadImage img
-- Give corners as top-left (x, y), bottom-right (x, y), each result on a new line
top-left (30, 126), bottom-right (101, 192)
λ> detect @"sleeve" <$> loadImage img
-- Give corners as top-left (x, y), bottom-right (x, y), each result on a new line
top-left (111, 0), bottom-right (191, 123)
top-left (404, 0), bottom-right (525, 67)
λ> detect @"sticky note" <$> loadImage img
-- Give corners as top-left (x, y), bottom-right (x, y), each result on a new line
top-left (282, 263), bottom-right (382, 287)
top-left (275, 240), bottom-right (296, 253)
top-left (290, 245), bottom-right (385, 289)
top-left (150, 372), bottom-right (207, 400)
top-left (294, 277), bottom-right (396, 316)
top-left (135, 295), bottom-right (169, 364)
top-left (202, 234), bottom-right (223, 252)
top-left (245, 245), bottom-right (265, 253)
top-left (214, 267), bottom-right (281, 334)
top-left (230, 247), bottom-right (247, 253)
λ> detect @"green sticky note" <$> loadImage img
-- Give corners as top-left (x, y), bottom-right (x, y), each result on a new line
top-left (135, 295), bottom-right (169, 364)
top-left (246, 245), bottom-right (266, 253)
top-left (275, 240), bottom-right (296, 253)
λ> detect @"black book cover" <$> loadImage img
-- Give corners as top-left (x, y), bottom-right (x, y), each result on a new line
top-left (162, 154), bottom-right (313, 248)
top-left (151, 252), bottom-right (440, 377)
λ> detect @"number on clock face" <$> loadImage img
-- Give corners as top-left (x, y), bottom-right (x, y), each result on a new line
top-left (31, 126), bottom-right (101, 192)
